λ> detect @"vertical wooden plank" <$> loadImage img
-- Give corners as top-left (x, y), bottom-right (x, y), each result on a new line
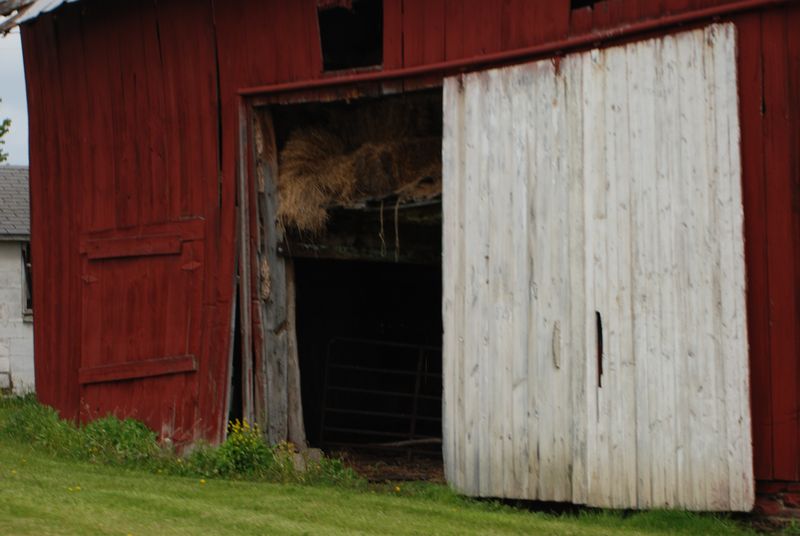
top-left (618, 0), bottom-right (640, 23)
top-left (402, 0), bottom-right (445, 67)
top-left (639, 0), bottom-right (664, 19)
top-left (678, 27), bottom-right (711, 510)
top-left (461, 71), bottom-right (483, 495)
top-left (454, 78), bottom-right (468, 491)
top-left (762, 8), bottom-right (799, 481)
top-left (442, 76), bottom-right (458, 485)
top-left (24, 15), bottom-right (71, 418)
top-left (591, 0), bottom-right (612, 31)
top-left (595, 0), bottom-right (626, 30)
top-left (582, 46), bottom-right (607, 507)
top-left (530, 59), bottom-right (555, 500)
top-left (629, 36), bottom-right (653, 509)
top-left (284, 261), bottom-right (307, 448)
top-left (607, 38), bottom-right (637, 509)
top-left (788, 5), bottom-right (800, 483)
top-left (569, 6), bottom-right (593, 36)
top-left (581, 47), bottom-right (599, 507)
top-left (710, 23), bottom-right (754, 509)
top-left (486, 68), bottom-right (507, 498)
top-left (564, 52), bottom-right (588, 506)
top-left (444, 0), bottom-right (465, 60)
top-left (256, 109), bottom-right (289, 444)
top-left (553, 58), bottom-right (575, 503)
top-left (509, 64), bottom-right (531, 500)
top-left (501, 0), bottom-right (569, 49)
top-left (660, 31), bottom-right (694, 508)
top-left (475, 70), bottom-right (492, 497)
top-left (460, 0), bottom-right (502, 57)
top-left (653, 34), bottom-right (680, 509)
top-left (532, 57), bottom-right (575, 503)
top-left (237, 101), bottom-right (254, 424)
top-left (383, 0), bottom-right (403, 69)
top-left (663, 0), bottom-right (692, 15)
top-left (735, 11), bottom-right (772, 482)
top-left (522, 63), bottom-right (540, 500)
top-left (701, 24), bottom-right (731, 510)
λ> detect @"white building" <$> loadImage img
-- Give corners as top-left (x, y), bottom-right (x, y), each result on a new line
top-left (0, 165), bottom-right (33, 394)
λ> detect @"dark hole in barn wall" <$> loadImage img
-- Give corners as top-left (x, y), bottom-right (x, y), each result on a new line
top-left (318, 0), bottom-right (383, 71)
top-left (228, 293), bottom-right (243, 424)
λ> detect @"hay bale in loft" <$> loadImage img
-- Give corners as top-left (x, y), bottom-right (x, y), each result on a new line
top-left (277, 104), bottom-right (442, 233)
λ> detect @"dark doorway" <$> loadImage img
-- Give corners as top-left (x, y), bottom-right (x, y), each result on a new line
top-left (262, 88), bottom-right (444, 479)
top-left (295, 258), bottom-right (443, 470)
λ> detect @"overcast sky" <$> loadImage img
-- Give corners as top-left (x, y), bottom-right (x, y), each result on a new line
top-left (0, 29), bottom-right (28, 166)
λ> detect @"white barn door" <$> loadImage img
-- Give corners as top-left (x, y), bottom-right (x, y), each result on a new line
top-left (442, 23), bottom-right (754, 511)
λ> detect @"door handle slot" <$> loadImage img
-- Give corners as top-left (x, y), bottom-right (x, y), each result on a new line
top-left (596, 311), bottom-right (603, 388)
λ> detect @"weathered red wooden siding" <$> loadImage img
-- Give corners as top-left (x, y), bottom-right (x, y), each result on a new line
top-left (20, 0), bottom-right (800, 480)
top-left (733, 4), bottom-right (800, 482)
top-left (22, 0), bottom-right (233, 443)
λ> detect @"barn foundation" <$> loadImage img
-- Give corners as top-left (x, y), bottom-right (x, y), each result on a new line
top-left (755, 481), bottom-right (800, 519)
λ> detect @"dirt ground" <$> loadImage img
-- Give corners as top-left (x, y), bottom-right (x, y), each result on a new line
top-left (334, 448), bottom-right (444, 483)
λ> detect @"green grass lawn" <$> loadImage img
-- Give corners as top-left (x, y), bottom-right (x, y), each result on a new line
top-left (0, 441), bottom-right (754, 536)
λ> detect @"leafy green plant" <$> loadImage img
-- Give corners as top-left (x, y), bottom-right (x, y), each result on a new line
top-left (82, 415), bottom-right (160, 465)
top-left (215, 419), bottom-right (274, 477)
top-left (0, 394), bottom-right (81, 456)
top-left (784, 519), bottom-right (800, 535)
top-left (0, 98), bottom-right (10, 163)
top-left (0, 395), bottom-right (363, 487)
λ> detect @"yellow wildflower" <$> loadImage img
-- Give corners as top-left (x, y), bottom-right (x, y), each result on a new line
top-left (199, 479), bottom-right (206, 485)
top-left (394, 486), bottom-right (401, 493)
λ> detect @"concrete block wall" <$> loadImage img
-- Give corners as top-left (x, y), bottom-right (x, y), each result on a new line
top-left (0, 241), bottom-right (34, 393)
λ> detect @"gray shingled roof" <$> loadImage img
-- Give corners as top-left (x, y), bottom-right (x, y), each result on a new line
top-left (0, 166), bottom-right (29, 239)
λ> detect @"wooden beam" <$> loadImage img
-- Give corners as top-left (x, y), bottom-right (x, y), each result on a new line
top-left (82, 235), bottom-right (182, 260)
top-left (79, 355), bottom-right (196, 385)
top-left (280, 201), bottom-right (442, 265)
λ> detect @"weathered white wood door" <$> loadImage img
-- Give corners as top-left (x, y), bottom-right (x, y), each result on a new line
top-left (442, 23), bottom-right (754, 511)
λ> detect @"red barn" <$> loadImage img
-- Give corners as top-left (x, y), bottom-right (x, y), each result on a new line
top-left (1, 0), bottom-right (798, 512)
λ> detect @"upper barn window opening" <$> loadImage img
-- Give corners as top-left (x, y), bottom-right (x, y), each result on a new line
top-left (317, 0), bottom-right (383, 72)
top-left (571, 0), bottom-right (601, 9)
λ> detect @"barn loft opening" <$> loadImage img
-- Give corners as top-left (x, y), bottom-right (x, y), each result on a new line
top-left (571, 0), bottom-right (600, 9)
top-left (264, 89), bottom-right (443, 477)
top-left (318, 0), bottom-right (383, 71)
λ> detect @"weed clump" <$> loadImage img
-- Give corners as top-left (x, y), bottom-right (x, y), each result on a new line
top-left (0, 395), bottom-right (362, 487)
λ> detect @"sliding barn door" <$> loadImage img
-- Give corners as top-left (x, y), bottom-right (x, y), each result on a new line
top-left (442, 23), bottom-right (753, 511)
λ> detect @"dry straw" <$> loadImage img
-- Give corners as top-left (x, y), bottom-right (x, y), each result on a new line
top-left (277, 96), bottom-right (442, 233)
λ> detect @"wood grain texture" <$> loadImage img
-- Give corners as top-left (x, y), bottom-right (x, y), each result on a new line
top-left (761, 8), bottom-right (799, 481)
top-left (442, 23), bottom-right (752, 510)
